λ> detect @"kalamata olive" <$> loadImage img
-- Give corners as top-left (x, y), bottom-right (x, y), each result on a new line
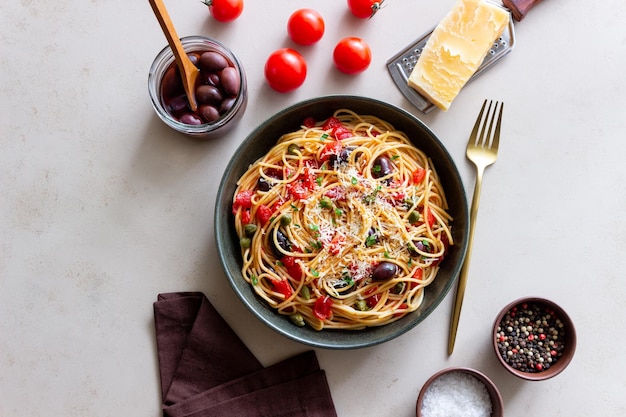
top-left (262, 168), bottom-right (283, 181)
top-left (162, 66), bottom-right (182, 97)
top-left (257, 177), bottom-right (272, 192)
top-left (196, 85), bottom-right (223, 105)
top-left (220, 66), bottom-right (240, 95)
top-left (328, 146), bottom-right (355, 168)
top-left (199, 105), bottom-right (220, 123)
top-left (187, 52), bottom-right (201, 67)
top-left (408, 239), bottom-right (433, 257)
top-left (167, 95), bottom-right (189, 113)
top-left (202, 72), bottom-right (220, 87)
top-left (199, 51), bottom-right (229, 71)
top-left (220, 97), bottom-right (236, 114)
top-left (179, 113), bottom-right (203, 125)
top-left (332, 278), bottom-right (354, 292)
top-left (372, 261), bottom-right (398, 281)
top-left (271, 229), bottom-right (292, 257)
top-left (372, 156), bottom-right (394, 179)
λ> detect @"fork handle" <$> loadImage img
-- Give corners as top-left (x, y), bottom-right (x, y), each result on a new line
top-left (502, 0), bottom-right (543, 21)
top-left (447, 166), bottom-right (485, 355)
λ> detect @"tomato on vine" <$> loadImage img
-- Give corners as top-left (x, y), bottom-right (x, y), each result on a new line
top-left (347, 0), bottom-right (385, 19)
top-left (333, 37), bottom-right (372, 74)
top-left (287, 9), bottom-right (325, 46)
top-left (203, 0), bottom-right (243, 22)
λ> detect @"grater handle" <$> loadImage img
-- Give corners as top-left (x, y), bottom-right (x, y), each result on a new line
top-left (502, 0), bottom-right (543, 21)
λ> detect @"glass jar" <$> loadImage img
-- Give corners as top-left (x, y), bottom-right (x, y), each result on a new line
top-left (148, 36), bottom-right (247, 138)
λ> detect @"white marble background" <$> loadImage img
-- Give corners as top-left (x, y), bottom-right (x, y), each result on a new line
top-left (2, 0), bottom-right (625, 415)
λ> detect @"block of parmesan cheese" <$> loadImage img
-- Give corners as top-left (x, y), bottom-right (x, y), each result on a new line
top-left (407, 0), bottom-right (510, 111)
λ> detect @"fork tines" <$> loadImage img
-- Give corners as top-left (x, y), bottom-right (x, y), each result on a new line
top-left (471, 100), bottom-right (504, 149)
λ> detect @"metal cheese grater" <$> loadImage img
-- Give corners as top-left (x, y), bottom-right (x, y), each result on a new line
top-left (386, 18), bottom-right (516, 113)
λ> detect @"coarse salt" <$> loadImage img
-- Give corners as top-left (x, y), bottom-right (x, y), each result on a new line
top-left (420, 371), bottom-right (492, 417)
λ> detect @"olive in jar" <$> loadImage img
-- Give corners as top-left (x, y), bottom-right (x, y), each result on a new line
top-left (160, 50), bottom-right (242, 125)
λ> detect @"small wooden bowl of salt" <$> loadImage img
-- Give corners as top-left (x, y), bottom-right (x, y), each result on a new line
top-left (416, 367), bottom-right (503, 417)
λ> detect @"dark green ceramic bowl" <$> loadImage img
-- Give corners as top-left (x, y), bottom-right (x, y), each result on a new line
top-left (215, 95), bottom-right (469, 349)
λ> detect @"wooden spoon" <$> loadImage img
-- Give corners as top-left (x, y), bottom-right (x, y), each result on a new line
top-left (148, 0), bottom-right (199, 111)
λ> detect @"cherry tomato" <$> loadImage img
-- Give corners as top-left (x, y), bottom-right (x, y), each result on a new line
top-left (287, 9), bottom-right (325, 46)
top-left (265, 48), bottom-right (307, 93)
top-left (347, 0), bottom-right (385, 19)
top-left (203, 0), bottom-right (243, 22)
top-left (333, 37), bottom-right (372, 74)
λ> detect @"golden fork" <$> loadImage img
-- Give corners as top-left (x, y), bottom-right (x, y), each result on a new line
top-left (448, 99), bottom-right (504, 355)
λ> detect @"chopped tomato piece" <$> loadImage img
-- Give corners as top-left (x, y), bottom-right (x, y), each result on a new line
top-left (287, 181), bottom-right (309, 200)
top-left (324, 186), bottom-right (346, 202)
top-left (364, 285), bottom-right (378, 296)
top-left (431, 233), bottom-right (449, 267)
top-left (281, 255), bottom-right (303, 281)
top-left (320, 141), bottom-right (343, 162)
top-left (322, 116), bottom-right (342, 131)
top-left (412, 168), bottom-right (426, 185)
top-left (313, 295), bottom-right (333, 320)
top-left (303, 116), bottom-right (316, 128)
top-left (389, 190), bottom-right (406, 202)
top-left (411, 268), bottom-right (423, 288)
top-left (233, 190), bottom-right (254, 213)
top-left (328, 233), bottom-right (346, 256)
top-left (393, 303), bottom-right (409, 317)
top-left (425, 207), bottom-right (435, 227)
top-left (333, 125), bottom-right (352, 140)
top-left (256, 204), bottom-right (273, 225)
top-left (241, 209), bottom-right (251, 225)
top-left (321, 117), bottom-right (352, 140)
top-left (366, 292), bottom-right (381, 308)
top-left (301, 167), bottom-right (317, 190)
top-left (363, 285), bottom-right (380, 308)
top-left (272, 197), bottom-right (286, 212)
top-left (270, 278), bottom-right (293, 298)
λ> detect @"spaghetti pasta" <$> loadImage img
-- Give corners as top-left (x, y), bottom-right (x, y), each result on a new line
top-left (232, 109), bottom-right (453, 330)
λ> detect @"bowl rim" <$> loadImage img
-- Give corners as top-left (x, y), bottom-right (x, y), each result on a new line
top-left (492, 296), bottom-right (577, 381)
top-left (214, 94), bottom-right (469, 349)
top-left (415, 367), bottom-right (504, 417)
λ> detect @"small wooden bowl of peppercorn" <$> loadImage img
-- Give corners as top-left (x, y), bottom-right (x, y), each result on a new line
top-left (492, 297), bottom-right (576, 381)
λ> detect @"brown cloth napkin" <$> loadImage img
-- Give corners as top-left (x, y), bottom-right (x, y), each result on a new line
top-left (154, 292), bottom-right (338, 417)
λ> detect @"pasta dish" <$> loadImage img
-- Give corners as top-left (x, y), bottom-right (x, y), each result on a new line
top-left (231, 109), bottom-right (453, 330)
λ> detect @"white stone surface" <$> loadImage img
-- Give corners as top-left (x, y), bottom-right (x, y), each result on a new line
top-left (2, 0), bottom-right (625, 415)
